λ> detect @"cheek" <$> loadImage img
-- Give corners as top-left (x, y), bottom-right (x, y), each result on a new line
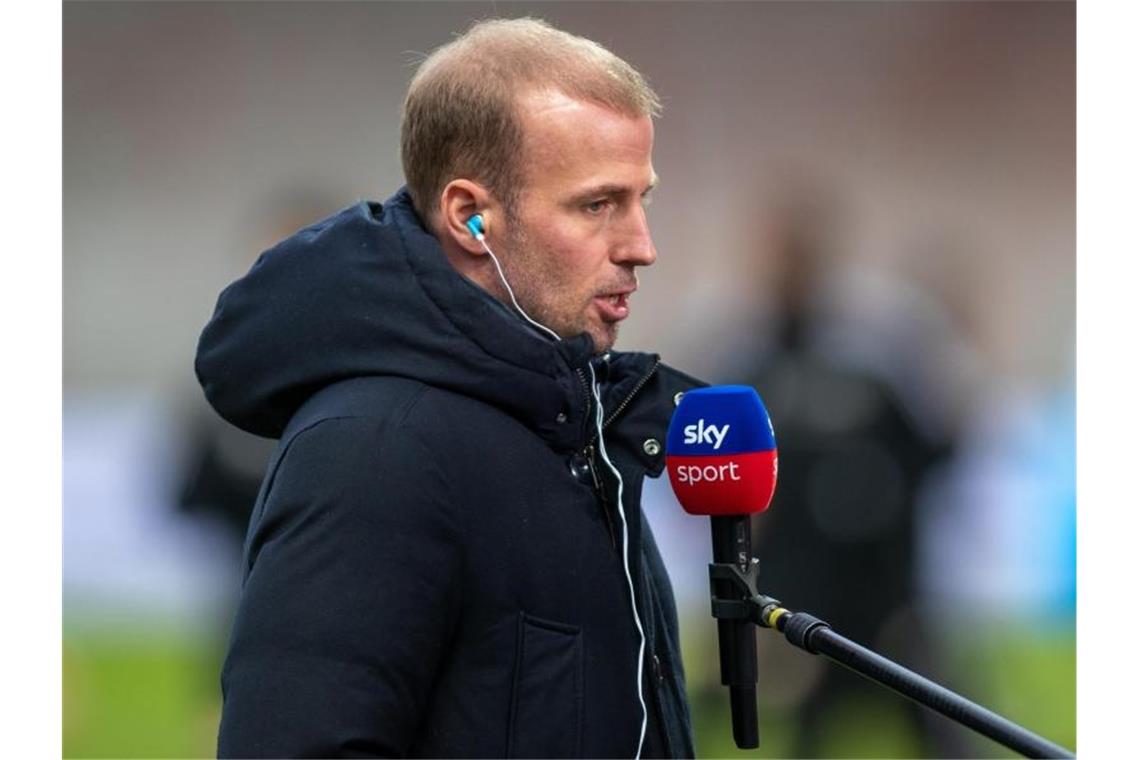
top-left (554, 253), bottom-right (603, 302)
top-left (518, 219), bottom-right (607, 301)
top-left (533, 233), bottom-right (589, 284)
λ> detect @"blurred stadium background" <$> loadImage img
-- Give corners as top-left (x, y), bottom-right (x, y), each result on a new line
top-left (63, 2), bottom-right (1074, 757)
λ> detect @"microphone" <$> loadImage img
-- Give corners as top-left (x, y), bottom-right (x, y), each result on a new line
top-left (665, 385), bottom-right (778, 749)
top-left (662, 389), bottom-right (1075, 759)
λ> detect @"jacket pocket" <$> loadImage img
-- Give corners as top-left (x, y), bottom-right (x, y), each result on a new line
top-left (506, 613), bottom-right (583, 758)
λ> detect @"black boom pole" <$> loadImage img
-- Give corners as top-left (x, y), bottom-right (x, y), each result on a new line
top-left (707, 561), bottom-right (1075, 758)
top-left (776, 609), bottom-right (1073, 758)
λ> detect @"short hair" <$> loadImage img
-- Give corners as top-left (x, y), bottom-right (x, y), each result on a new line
top-left (400, 18), bottom-right (662, 225)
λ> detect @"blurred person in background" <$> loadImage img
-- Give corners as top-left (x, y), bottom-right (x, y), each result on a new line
top-left (175, 187), bottom-right (346, 670)
top-left (724, 177), bottom-right (976, 757)
top-left (196, 18), bottom-right (705, 758)
top-left (178, 189), bottom-right (344, 555)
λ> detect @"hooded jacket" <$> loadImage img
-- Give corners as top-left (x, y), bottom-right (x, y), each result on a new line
top-left (197, 188), bottom-right (702, 758)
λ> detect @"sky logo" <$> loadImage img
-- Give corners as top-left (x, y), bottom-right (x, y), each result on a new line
top-left (682, 419), bottom-right (730, 450)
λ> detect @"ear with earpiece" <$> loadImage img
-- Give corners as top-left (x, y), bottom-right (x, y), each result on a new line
top-left (465, 214), bottom-right (486, 240)
top-left (439, 179), bottom-right (493, 254)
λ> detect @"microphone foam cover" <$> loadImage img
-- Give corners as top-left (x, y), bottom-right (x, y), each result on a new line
top-left (665, 385), bottom-right (778, 516)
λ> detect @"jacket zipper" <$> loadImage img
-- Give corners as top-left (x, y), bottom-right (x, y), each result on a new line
top-left (586, 357), bottom-right (661, 449)
top-left (575, 367), bottom-right (616, 549)
top-left (575, 366), bottom-right (592, 441)
top-left (584, 443), bottom-right (617, 549)
top-left (576, 358), bottom-right (660, 550)
top-left (581, 358), bottom-right (672, 754)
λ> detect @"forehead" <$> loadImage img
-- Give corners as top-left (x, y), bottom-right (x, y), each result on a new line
top-left (515, 89), bottom-right (655, 192)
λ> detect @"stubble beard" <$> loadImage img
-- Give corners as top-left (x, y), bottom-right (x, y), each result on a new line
top-left (496, 224), bottom-right (619, 354)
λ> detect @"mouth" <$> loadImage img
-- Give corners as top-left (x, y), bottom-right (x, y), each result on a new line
top-left (593, 286), bottom-right (636, 323)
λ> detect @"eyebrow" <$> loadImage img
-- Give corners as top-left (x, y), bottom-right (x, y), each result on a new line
top-left (571, 176), bottom-right (660, 203)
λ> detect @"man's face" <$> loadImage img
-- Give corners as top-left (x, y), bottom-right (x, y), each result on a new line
top-left (494, 90), bottom-right (658, 354)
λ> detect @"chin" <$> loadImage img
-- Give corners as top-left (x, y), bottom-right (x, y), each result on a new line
top-left (588, 326), bottom-right (619, 355)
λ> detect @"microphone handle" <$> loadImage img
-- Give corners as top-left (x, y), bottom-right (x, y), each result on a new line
top-left (710, 515), bottom-right (759, 749)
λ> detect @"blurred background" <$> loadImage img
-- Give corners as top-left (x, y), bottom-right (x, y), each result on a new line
top-left (63, 2), bottom-right (1074, 757)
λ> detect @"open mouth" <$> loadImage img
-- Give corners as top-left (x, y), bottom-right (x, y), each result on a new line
top-left (594, 291), bottom-right (632, 321)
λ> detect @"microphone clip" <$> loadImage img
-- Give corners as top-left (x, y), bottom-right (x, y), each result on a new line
top-left (707, 558), bottom-right (787, 630)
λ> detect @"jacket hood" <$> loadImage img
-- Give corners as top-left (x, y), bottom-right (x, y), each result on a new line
top-left (195, 188), bottom-right (600, 446)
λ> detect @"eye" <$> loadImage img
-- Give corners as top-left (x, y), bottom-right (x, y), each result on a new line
top-left (584, 198), bottom-right (611, 215)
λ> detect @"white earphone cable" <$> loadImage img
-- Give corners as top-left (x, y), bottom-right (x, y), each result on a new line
top-left (589, 361), bottom-right (648, 759)
top-left (476, 234), bottom-right (562, 343)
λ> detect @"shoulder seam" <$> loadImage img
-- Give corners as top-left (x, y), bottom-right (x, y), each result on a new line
top-left (244, 414), bottom-right (356, 573)
top-left (245, 384), bottom-right (433, 573)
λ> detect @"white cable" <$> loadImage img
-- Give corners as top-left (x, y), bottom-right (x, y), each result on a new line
top-left (589, 361), bottom-right (648, 759)
top-left (476, 234), bottom-right (562, 343)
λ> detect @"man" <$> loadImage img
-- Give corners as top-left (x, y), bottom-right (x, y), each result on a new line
top-left (198, 18), bottom-right (701, 758)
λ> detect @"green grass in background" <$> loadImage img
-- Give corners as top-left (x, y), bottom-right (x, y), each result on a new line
top-left (687, 621), bottom-right (1075, 758)
top-left (61, 619), bottom-right (1074, 758)
top-left (691, 684), bottom-right (926, 758)
top-left (64, 629), bottom-right (222, 759)
top-left (942, 623), bottom-right (1077, 757)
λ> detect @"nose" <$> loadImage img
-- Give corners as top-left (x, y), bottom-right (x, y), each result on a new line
top-left (612, 204), bottom-right (657, 267)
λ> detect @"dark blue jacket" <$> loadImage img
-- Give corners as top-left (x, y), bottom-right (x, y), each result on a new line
top-left (196, 189), bottom-right (702, 758)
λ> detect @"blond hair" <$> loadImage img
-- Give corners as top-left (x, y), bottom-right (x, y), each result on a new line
top-left (400, 18), bottom-right (661, 224)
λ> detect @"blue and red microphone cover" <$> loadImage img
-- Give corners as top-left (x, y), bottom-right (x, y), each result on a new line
top-left (665, 385), bottom-right (778, 516)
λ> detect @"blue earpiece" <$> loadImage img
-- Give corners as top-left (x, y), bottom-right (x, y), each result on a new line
top-left (465, 214), bottom-right (485, 239)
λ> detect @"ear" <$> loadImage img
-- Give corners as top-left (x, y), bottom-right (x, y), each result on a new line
top-left (438, 179), bottom-right (493, 255)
